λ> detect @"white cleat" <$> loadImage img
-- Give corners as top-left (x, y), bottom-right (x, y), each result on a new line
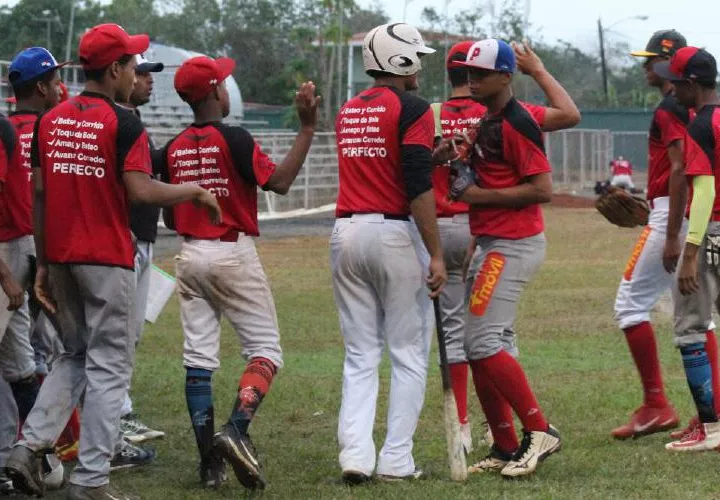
top-left (500, 425), bottom-right (561, 478)
top-left (665, 421), bottom-right (720, 452)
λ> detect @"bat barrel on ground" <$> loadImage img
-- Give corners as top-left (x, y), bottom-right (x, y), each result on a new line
top-left (433, 297), bottom-right (468, 482)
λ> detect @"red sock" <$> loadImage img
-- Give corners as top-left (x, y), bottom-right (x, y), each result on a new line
top-left (230, 358), bottom-right (277, 433)
top-left (449, 363), bottom-right (469, 425)
top-left (706, 330), bottom-right (720, 415)
top-left (623, 322), bottom-right (668, 408)
top-left (469, 362), bottom-right (518, 453)
top-left (472, 351), bottom-right (548, 432)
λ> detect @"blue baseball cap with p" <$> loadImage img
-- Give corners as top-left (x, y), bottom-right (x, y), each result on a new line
top-left (451, 39), bottom-right (516, 73)
top-left (9, 47), bottom-right (70, 86)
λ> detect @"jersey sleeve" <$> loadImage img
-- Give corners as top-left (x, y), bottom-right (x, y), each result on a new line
top-left (503, 116), bottom-right (551, 178)
top-left (218, 124), bottom-right (277, 188)
top-left (0, 117), bottom-right (14, 183)
top-left (521, 103), bottom-right (547, 129)
top-left (685, 116), bottom-right (715, 177)
top-left (399, 94), bottom-right (434, 149)
top-left (116, 109), bottom-right (152, 175)
top-left (655, 108), bottom-right (688, 147)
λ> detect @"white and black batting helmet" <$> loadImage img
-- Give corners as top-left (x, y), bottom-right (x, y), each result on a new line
top-left (363, 23), bottom-right (436, 76)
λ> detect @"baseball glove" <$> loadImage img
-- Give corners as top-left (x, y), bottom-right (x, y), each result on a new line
top-left (595, 186), bottom-right (650, 228)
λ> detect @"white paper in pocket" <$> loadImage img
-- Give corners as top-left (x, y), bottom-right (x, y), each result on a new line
top-left (145, 265), bottom-right (177, 323)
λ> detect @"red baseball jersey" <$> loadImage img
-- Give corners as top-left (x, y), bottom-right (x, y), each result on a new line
top-left (335, 86), bottom-right (434, 216)
top-left (610, 159), bottom-right (633, 176)
top-left (469, 98), bottom-right (552, 239)
top-left (0, 112), bottom-right (37, 241)
top-left (433, 99), bottom-right (546, 217)
top-left (32, 92), bottom-right (152, 268)
top-left (0, 116), bottom-right (15, 232)
top-left (160, 122), bottom-right (276, 239)
top-left (646, 93), bottom-right (693, 201)
top-left (683, 104), bottom-right (720, 221)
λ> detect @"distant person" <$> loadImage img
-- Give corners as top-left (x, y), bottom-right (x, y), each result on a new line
top-left (609, 155), bottom-right (635, 191)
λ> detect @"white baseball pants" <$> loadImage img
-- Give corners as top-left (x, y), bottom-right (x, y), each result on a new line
top-left (614, 197), bottom-right (687, 329)
top-left (330, 214), bottom-right (432, 477)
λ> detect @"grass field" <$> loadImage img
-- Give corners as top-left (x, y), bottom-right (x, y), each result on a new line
top-left (54, 206), bottom-right (720, 499)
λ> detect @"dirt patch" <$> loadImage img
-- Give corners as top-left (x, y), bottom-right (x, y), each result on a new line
top-left (551, 193), bottom-right (597, 209)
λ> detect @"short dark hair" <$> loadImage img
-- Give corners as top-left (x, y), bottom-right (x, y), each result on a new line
top-left (699, 79), bottom-right (718, 89)
top-left (11, 70), bottom-right (57, 100)
top-left (83, 54), bottom-right (134, 82)
top-left (447, 52), bottom-right (469, 88)
top-left (366, 69), bottom-right (396, 79)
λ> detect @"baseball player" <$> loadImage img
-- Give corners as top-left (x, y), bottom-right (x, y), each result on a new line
top-left (5, 24), bottom-right (220, 500)
top-left (118, 53), bottom-right (166, 445)
top-left (432, 40), bottom-right (580, 455)
top-left (610, 31), bottom-right (710, 440)
top-left (0, 112), bottom-right (28, 494)
top-left (158, 56), bottom-right (318, 490)
top-left (443, 38), bottom-right (560, 477)
top-left (654, 47), bottom-right (720, 451)
top-left (333, 23), bottom-right (447, 485)
top-left (609, 156), bottom-right (636, 190)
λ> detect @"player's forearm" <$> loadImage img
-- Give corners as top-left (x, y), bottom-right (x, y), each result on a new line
top-left (410, 190), bottom-right (443, 259)
top-left (265, 126), bottom-right (315, 195)
top-left (459, 181), bottom-right (552, 208)
top-left (33, 190), bottom-right (47, 267)
top-left (531, 69), bottom-right (581, 131)
top-left (124, 173), bottom-right (204, 207)
top-left (667, 161), bottom-right (689, 239)
top-left (686, 175), bottom-right (715, 246)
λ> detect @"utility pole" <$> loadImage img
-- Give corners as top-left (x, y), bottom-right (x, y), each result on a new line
top-left (65, 0), bottom-right (76, 82)
top-left (597, 18), bottom-right (608, 105)
top-left (337, 0), bottom-right (343, 111)
top-left (443, 0), bottom-right (451, 100)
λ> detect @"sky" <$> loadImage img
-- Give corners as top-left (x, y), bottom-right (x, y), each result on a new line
top-left (359, 0), bottom-right (720, 59)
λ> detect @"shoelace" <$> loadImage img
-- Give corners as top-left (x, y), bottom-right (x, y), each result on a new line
top-left (512, 432), bottom-right (535, 461)
top-left (123, 419), bottom-right (148, 433)
top-left (679, 426), bottom-right (704, 443)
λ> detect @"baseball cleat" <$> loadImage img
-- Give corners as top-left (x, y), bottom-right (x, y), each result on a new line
top-left (670, 416), bottom-right (701, 440)
top-left (665, 421), bottom-right (720, 452)
top-left (41, 453), bottom-right (65, 490)
top-left (376, 469), bottom-right (424, 482)
top-left (212, 424), bottom-right (266, 490)
top-left (5, 445), bottom-right (44, 497)
top-left (120, 414), bottom-right (165, 444)
top-left (468, 445), bottom-right (514, 474)
top-left (200, 455), bottom-right (227, 489)
top-left (611, 405), bottom-right (679, 439)
top-left (0, 473), bottom-right (13, 495)
top-left (341, 470), bottom-right (372, 485)
top-left (67, 483), bottom-right (137, 500)
top-left (500, 425), bottom-right (561, 478)
top-left (110, 439), bottom-right (156, 471)
top-left (460, 423), bottom-right (473, 454)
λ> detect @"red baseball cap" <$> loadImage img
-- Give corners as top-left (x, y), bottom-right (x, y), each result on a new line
top-left (654, 47), bottom-right (717, 85)
top-left (447, 41), bottom-right (475, 68)
top-left (79, 24), bottom-right (149, 70)
top-left (174, 56), bottom-right (236, 103)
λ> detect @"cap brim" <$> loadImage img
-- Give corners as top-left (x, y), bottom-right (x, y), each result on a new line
top-left (451, 60), bottom-right (508, 72)
top-left (126, 34), bottom-right (150, 56)
top-left (136, 62), bottom-right (164, 73)
top-left (630, 50), bottom-right (659, 57)
top-left (215, 57), bottom-right (236, 80)
top-left (417, 45), bottom-right (436, 55)
top-left (653, 60), bottom-right (684, 81)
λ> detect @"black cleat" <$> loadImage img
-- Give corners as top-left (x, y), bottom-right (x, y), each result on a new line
top-left (5, 445), bottom-right (44, 497)
top-left (212, 425), bottom-right (266, 490)
top-left (200, 455), bottom-right (227, 489)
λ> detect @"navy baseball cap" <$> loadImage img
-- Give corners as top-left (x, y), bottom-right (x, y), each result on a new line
top-left (452, 39), bottom-right (516, 73)
top-left (9, 47), bottom-right (70, 85)
top-left (654, 47), bottom-right (717, 85)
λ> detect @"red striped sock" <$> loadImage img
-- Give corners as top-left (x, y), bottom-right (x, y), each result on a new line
top-left (469, 361), bottom-right (518, 453)
top-left (473, 351), bottom-right (548, 432)
top-left (706, 330), bottom-right (720, 415)
top-left (449, 363), bottom-right (469, 425)
top-left (624, 322), bottom-right (668, 408)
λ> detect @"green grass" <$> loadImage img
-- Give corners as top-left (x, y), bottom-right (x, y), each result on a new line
top-left (53, 208), bottom-right (719, 499)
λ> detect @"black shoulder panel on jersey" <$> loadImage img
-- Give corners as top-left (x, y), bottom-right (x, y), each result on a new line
top-left (115, 105), bottom-right (146, 178)
top-left (502, 98), bottom-right (544, 152)
top-left (215, 122), bottom-right (258, 185)
top-left (659, 93), bottom-right (691, 125)
top-left (394, 89), bottom-right (431, 140)
top-left (688, 106), bottom-right (718, 171)
top-left (0, 115), bottom-right (16, 163)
